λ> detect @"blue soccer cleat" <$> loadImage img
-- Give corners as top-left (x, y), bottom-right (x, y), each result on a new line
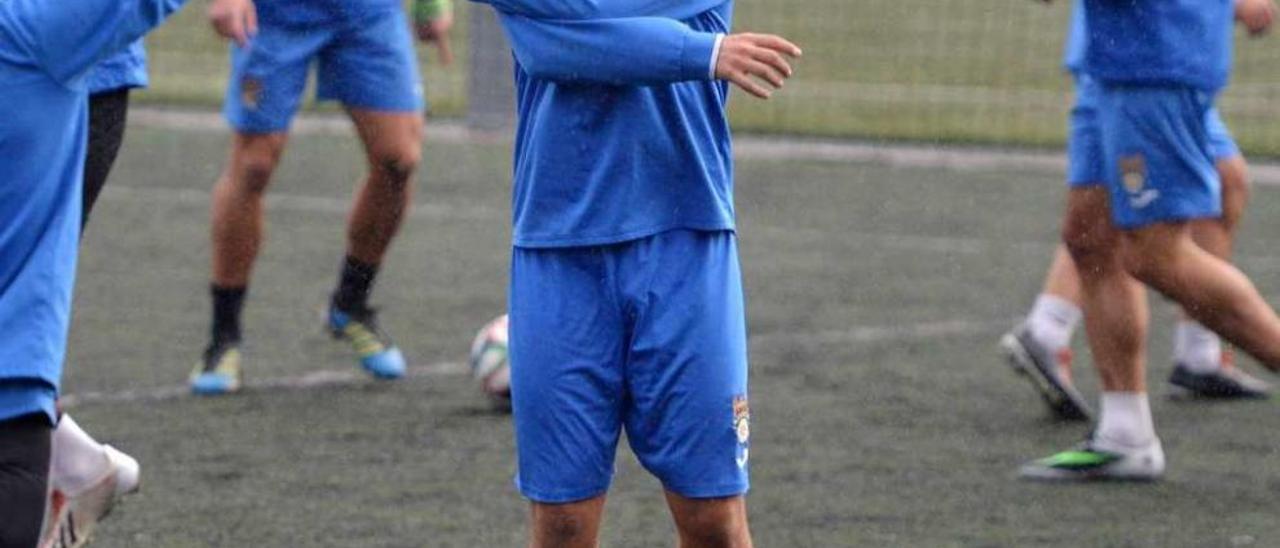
top-left (328, 305), bottom-right (406, 379)
top-left (190, 343), bottom-right (243, 396)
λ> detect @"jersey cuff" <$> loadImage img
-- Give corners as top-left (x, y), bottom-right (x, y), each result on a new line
top-left (680, 31), bottom-right (721, 81)
top-left (709, 34), bottom-right (725, 79)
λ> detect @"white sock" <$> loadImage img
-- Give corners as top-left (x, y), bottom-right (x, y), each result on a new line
top-left (1025, 294), bottom-right (1082, 350)
top-left (1174, 320), bottom-right (1222, 374)
top-left (51, 415), bottom-right (112, 496)
top-left (1096, 392), bottom-right (1156, 447)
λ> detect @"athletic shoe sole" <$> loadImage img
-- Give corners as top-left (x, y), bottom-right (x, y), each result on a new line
top-left (1000, 330), bottom-right (1092, 422)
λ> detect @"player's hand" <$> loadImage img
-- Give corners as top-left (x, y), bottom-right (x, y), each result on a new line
top-left (1236, 0), bottom-right (1277, 36)
top-left (208, 0), bottom-right (258, 46)
top-left (416, 13), bottom-right (455, 66)
top-left (715, 33), bottom-right (802, 100)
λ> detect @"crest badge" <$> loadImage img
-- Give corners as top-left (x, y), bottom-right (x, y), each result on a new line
top-left (1119, 154), bottom-right (1146, 194)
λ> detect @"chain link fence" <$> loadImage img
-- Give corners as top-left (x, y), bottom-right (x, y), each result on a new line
top-left (139, 1), bottom-right (1280, 156)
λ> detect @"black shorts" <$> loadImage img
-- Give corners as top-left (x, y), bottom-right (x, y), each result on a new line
top-left (83, 89), bottom-right (131, 231)
top-left (0, 413), bottom-right (53, 548)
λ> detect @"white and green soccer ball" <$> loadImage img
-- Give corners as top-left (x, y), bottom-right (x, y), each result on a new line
top-left (468, 314), bottom-right (511, 406)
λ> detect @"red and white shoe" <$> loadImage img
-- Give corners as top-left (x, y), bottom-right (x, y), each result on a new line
top-left (40, 445), bottom-right (141, 548)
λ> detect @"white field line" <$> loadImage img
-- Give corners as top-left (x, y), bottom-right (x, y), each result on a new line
top-left (128, 107), bottom-right (1280, 187)
top-left (61, 361), bottom-right (468, 408)
top-left (61, 318), bottom-right (1010, 407)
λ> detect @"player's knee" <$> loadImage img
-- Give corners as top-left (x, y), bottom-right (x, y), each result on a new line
top-left (536, 507), bottom-right (593, 544)
top-left (233, 150), bottom-right (282, 195)
top-left (673, 509), bottom-right (746, 547)
top-left (370, 146), bottom-right (420, 188)
top-left (1060, 218), bottom-right (1112, 268)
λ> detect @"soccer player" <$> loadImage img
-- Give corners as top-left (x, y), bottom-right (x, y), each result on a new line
top-left (1021, 0), bottom-right (1280, 481)
top-left (1002, 0), bottom-right (1276, 422)
top-left (477, 0), bottom-right (800, 544)
top-left (0, 0), bottom-right (189, 543)
top-left (189, 0), bottom-right (453, 394)
top-left (36, 47), bottom-right (153, 548)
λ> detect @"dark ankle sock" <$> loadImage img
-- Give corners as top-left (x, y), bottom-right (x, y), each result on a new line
top-left (332, 256), bottom-right (379, 313)
top-left (210, 284), bottom-right (247, 346)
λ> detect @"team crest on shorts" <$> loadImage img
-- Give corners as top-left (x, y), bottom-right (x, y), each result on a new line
top-left (1120, 154), bottom-right (1160, 209)
top-left (241, 77), bottom-right (263, 110)
top-left (733, 395), bottom-right (750, 468)
top-left (1120, 155), bottom-right (1147, 194)
top-left (732, 396), bottom-right (750, 445)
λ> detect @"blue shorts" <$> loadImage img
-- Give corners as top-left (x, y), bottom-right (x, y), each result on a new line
top-left (1097, 84), bottom-right (1222, 229)
top-left (1067, 75), bottom-right (1238, 188)
top-left (222, 8), bottom-right (423, 133)
top-left (509, 230), bottom-right (750, 503)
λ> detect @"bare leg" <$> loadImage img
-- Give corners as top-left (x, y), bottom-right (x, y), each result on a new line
top-left (1122, 222), bottom-right (1280, 372)
top-left (529, 496), bottom-right (606, 548)
top-left (665, 492), bottom-right (752, 548)
top-left (1063, 187), bottom-right (1149, 392)
top-left (344, 109), bottom-right (423, 265)
top-left (1041, 245), bottom-right (1083, 305)
top-left (210, 133), bottom-right (289, 287)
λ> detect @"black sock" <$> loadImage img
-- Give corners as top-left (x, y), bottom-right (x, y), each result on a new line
top-left (210, 284), bottom-right (247, 347)
top-left (0, 413), bottom-right (53, 548)
top-left (332, 256), bottom-right (379, 313)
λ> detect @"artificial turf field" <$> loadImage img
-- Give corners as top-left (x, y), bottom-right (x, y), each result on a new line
top-left (65, 118), bottom-right (1280, 547)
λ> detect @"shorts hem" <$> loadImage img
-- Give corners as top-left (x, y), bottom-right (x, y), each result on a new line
top-left (1113, 208), bottom-right (1221, 230)
top-left (516, 480), bottom-right (612, 504)
top-left (319, 93), bottom-right (424, 115)
top-left (660, 480), bottom-right (750, 499)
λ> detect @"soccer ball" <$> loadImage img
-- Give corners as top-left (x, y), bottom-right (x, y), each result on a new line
top-left (468, 314), bottom-right (511, 406)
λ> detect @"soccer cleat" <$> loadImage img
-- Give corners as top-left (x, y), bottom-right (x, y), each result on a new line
top-left (40, 445), bottom-right (141, 548)
top-left (189, 342), bottom-right (243, 395)
top-left (1019, 434), bottom-right (1165, 482)
top-left (328, 305), bottom-right (405, 379)
top-left (999, 325), bottom-right (1093, 421)
top-left (1169, 353), bottom-right (1271, 399)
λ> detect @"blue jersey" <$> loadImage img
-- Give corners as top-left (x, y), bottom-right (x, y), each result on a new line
top-left (485, 0), bottom-right (731, 247)
top-left (257, 0), bottom-right (401, 27)
top-left (1062, 0), bottom-right (1086, 73)
top-left (1082, 0), bottom-right (1233, 91)
top-left (86, 40), bottom-right (148, 94)
top-left (0, 0), bottom-right (188, 422)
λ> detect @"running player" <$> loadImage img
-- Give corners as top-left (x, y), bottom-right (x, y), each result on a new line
top-left (479, 0), bottom-right (800, 543)
top-left (1021, 0), bottom-right (1280, 481)
top-left (0, 0), bottom-right (188, 544)
top-left (1002, 0), bottom-right (1276, 422)
top-left (190, 0), bottom-right (453, 394)
top-left (38, 48), bottom-right (152, 548)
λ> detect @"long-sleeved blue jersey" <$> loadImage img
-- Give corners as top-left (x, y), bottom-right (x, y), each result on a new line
top-left (1082, 0), bottom-right (1233, 91)
top-left (478, 0), bottom-right (734, 248)
top-left (0, 0), bottom-right (188, 423)
top-left (86, 40), bottom-right (148, 94)
top-left (1063, 0), bottom-right (1086, 73)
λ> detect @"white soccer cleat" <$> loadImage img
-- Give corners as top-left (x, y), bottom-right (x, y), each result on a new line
top-left (1019, 434), bottom-right (1165, 482)
top-left (40, 445), bottom-right (141, 548)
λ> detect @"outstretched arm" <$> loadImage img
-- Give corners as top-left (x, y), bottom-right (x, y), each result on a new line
top-left (0, 0), bottom-right (188, 85)
top-left (473, 0), bottom-right (724, 21)
top-left (499, 12), bottom-right (723, 86)
top-left (500, 13), bottom-right (801, 97)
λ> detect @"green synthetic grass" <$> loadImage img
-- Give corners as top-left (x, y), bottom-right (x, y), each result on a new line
top-left (65, 124), bottom-right (1280, 546)
top-left (137, 0), bottom-right (1280, 155)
